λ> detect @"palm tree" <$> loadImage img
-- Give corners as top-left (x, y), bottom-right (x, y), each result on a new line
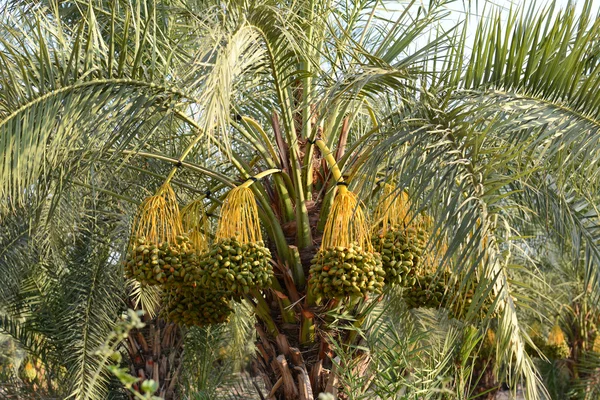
top-left (1, 0), bottom-right (600, 399)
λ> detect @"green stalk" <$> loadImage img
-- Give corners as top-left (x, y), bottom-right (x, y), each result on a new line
top-left (281, 109), bottom-right (311, 249)
top-left (313, 139), bottom-right (347, 232)
top-left (240, 168), bottom-right (283, 188)
top-left (364, 100), bottom-right (379, 128)
top-left (204, 140), bottom-right (295, 274)
top-left (302, 100), bottom-right (345, 198)
top-left (118, 149), bottom-right (235, 187)
top-left (68, 180), bottom-right (138, 204)
top-left (315, 139), bottom-right (344, 183)
top-left (269, 279), bottom-right (296, 324)
top-left (231, 120), bottom-right (279, 167)
top-left (174, 98), bottom-right (304, 283)
top-left (259, 34), bottom-right (312, 249)
top-left (303, 141), bottom-right (316, 198)
top-left (317, 183), bottom-right (336, 232)
top-left (300, 0), bottom-right (316, 199)
top-left (241, 116), bottom-right (279, 162)
top-left (324, 102), bottom-right (349, 148)
top-left (314, 123), bottom-right (383, 231)
top-left (292, 164), bottom-right (312, 249)
top-left (249, 290), bottom-right (279, 336)
top-left (168, 122), bottom-right (292, 277)
top-left (288, 245), bottom-right (306, 289)
top-left (300, 310), bottom-right (316, 345)
top-left (251, 185), bottom-right (299, 283)
top-left (232, 120), bottom-right (295, 221)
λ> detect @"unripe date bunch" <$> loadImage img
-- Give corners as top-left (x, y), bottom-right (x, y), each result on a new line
top-left (309, 243), bottom-right (385, 299)
top-left (162, 286), bottom-right (232, 327)
top-left (545, 342), bottom-right (571, 359)
top-left (124, 235), bottom-right (201, 286)
top-left (199, 237), bottom-right (274, 296)
top-left (545, 325), bottom-right (570, 359)
top-left (402, 274), bottom-right (448, 309)
top-left (372, 224), bottom-right (428, 285)
top-left (402, 273), bottom-right (495, 320)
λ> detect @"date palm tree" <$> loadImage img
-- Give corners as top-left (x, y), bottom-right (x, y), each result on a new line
top-left (1, 0), bottom-right (600, 399)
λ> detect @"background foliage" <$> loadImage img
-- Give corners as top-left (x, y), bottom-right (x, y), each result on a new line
top-left (0, 0), bottom-right (600, 399)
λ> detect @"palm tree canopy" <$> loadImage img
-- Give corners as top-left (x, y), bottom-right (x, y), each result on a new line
top-left (1, 0), bottom-right (600, 399)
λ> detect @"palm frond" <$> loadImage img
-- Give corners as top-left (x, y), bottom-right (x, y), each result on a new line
top-left (54, 228), bottom-right (125, 400)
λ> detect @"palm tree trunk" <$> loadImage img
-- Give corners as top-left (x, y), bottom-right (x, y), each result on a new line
top-left (254, 319), bottom-right (371, 400)
top-left (251, 196), bottom-right (360, 400)
top-left (254, 325), bottom-right (318, 400)
top-left (123, 312), bottom-right (184, 399)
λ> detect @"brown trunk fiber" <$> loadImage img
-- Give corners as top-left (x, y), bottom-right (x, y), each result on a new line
top-left (123, 313), bottom-right (184, 399)
top-left (252, 287), bottom-right (367, 400)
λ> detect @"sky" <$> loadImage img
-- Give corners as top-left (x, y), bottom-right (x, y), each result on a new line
top-left (512, 0), bottom-right (599, 12)
top-left (392, 0), bottom-right (600, 55)
top-left (437, 0), bottom-right (600, 17)
top-left (452, 0), bottom-right (600, 33)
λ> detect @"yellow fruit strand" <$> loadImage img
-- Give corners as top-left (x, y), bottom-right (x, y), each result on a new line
top-left (592, 335), bottom-right (600, 353)
top-left (321, 186), bottom-right (372, 251)
top-left (132, 183), bottom-right (183, 244)
top-left (215, 186), bottom-right (262, 244)
top-left (546, 324), bottom-right (570, 359)
top-left (548, 324), bottom-right (567, 346)
top-left (373, 184), bottom-right (410, 235)
top-left (181, 199), bottom-right (210, 253)
top-left (485, 328), bottom-right (496, 346)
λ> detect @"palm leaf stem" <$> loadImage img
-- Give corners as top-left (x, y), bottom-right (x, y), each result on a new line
top-left (231, 119), bottom-right (296, 221)
top-left (256, 27), bottom-right (312, 249)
